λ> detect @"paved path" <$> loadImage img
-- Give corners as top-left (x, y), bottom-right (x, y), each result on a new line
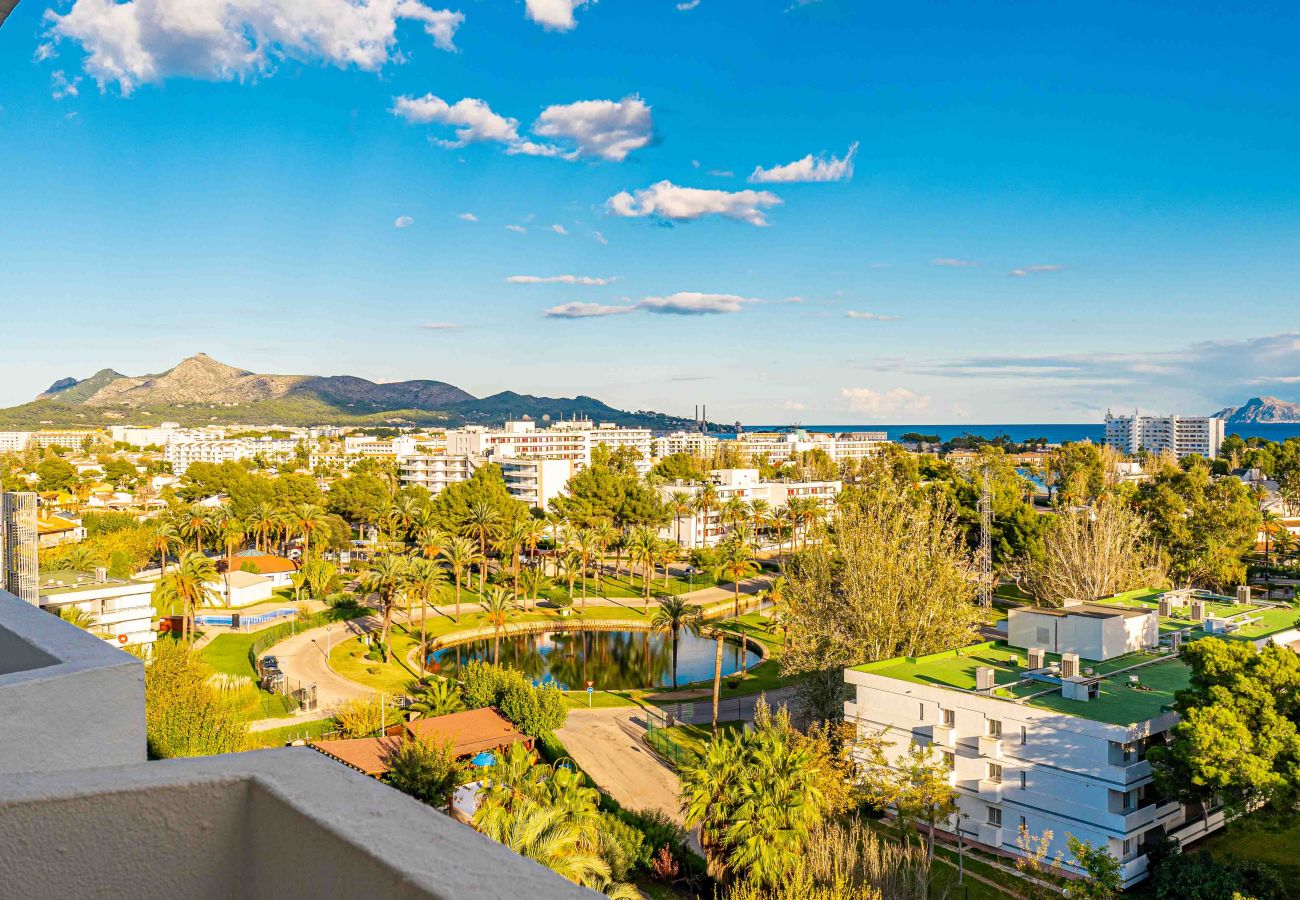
top-left (557, 707), bottom-right (687, 826)
top-left (273, 614), bottom-right (381, 710)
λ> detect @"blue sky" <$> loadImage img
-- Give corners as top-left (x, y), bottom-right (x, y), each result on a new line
top-left (2, 0), bottom-right (1299, 424)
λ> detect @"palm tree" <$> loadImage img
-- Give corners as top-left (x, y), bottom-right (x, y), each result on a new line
top-left (406, 557), bottom-right (448, 675)
top-left (668, 490), bottom-right (694, 547)
top-left (156, 550), bottom-right (219, 643)
top-left (213, 513), bottom-right (246, 607)
top-left (358, 554), bottom-right (410, 658)
top-left (573, 528), bottom-right (601, 611)
top-left (463, 501), bottom-right (501, 592)
top-left (152, 521), bottom-right (180, 577)
top-left (681, 729), bottom-right (744, 867)
top-left (178, 503), bottom-right (214, 555)
top-left (414, 525), bottom-right (447, 562)
top-left (439, 536), bottom-right (478, 623)
top-left (651, 594), bottom-right (703, 690)
top-left (765, 575), bottom-right (792, 646)
top-left (289, 502), bottom-right (329, 560)
top-left (407, 678), bottom-right (465, 718)
top-left (518, 566), bottom-right (552, 613)
top-left (716, 536), bottom-right (759, 618)
top-left (558, 550), bottom-right (581, 604)
top-left (389, 493), bottom-right (422, 546)
top-left (58, 605), bottom-right (98, 630)
top-left (495, 519), bottom-right (530, 606)
top-left (627, 528), bottom-right (658, 615)
top-left (590, 522), bottom-right (615, 593)
top-left (693, 484), bottom-right (719, 548)
top-left (719, 495), bottom-right (750, 537)
top-left (749, 498), bottom-right (771, 546)
top-left (481, 585), bottom-right (513, 665)
top-left (248, 501), bottom-right (280, 553)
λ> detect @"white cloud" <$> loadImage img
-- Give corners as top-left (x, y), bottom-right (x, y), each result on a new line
top-left (677, 0), bottom-right (701, 8)
top-left (394, 215), bottom-right (414, 228)
top-left (1009, 264), bottom-right (1065, 277)
top-left (840, 387), bottom-right (932, 416)
top-left (391, 94), bottom-right (519, 147)
top-left (546, 291), bottom-right (762, 319)
top-left (749, 142), bottom-right (858, 184)
top-left (458, 212), bottom-right (478, 222)
top-left (549, 223), bottom-right (568, 235)
top-left (933, 258), bottom-right (978, 267)
top-left (845, 310), bottom-right (900, 321)
top-left (783, 400), bottom-right (806, 411)
top-left (419, 322), bottom-right (460, 330)
top-left (637, 292), bottom-right (758, 315)
top-left (46, 0), bottom-right (464, 95)
top-left (545, 302), bottom-right (635, 319)
top-left (505, 224), bottom-right (527, 233)
top-left (524, 0), bottom-right (591, 31)
top-left (592, 230), bottom-right (608, 245)
top-left (531, 96), bottom-right (652, 162)
top-left (606, 180), bottom-right (782, 226)
top-left (51, 70), bottom-right (81, 99)
top-left (707, 169), bottom-right (734, 177)
top-left (508, 274), bottom-right (618, 285)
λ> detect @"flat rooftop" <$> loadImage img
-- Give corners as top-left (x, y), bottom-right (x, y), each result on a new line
top-left (39, 569), bottom-right (151, 597)
top-left (854, 641), bottom-right (1188, 726)
top-left (1101, 588), bottom-right (1300, 641)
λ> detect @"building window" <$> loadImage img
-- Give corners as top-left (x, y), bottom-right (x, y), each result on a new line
top-left (987, 763), bottom-right (1003, 783)
top-left (919, 702), bottom-right (925, 721)
top-left (1019, 815), bottom-right (1027, 831)
top-left (1021, 725), bottom-right (1028, 745)
top-left (1020, 770), bottom-right (1027, 789)
top-left (987, 807), bottom-right (1002, 827)
top-left (941, 750), bottom-right (955, 771)
top-left (987, 719), bottom-right (1002, 738)
top-left (1123, 839), bottom-right (1132, 858)
top-left (942, 708), bottom-right (955, 728)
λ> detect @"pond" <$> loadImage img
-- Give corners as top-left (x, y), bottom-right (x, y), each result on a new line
top-left (427, 628), bottom-right (763, 691)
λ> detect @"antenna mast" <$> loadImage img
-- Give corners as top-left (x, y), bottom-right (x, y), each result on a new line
top-left (979, 467), bottom-right (993, 608)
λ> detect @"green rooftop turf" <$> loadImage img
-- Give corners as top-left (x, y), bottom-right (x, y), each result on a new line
top-left (856, 641), bottom-right (1187, 726)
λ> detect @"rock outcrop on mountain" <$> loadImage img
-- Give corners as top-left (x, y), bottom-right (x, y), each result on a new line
top-left (1211, 396), bottom-right (1300, 424)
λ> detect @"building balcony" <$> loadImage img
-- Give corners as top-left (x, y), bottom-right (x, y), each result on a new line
top-left (977, 778), bottom-right (1003, 803)
top-left (1108, 759), bottom-right (1153, 784)
top-left (978, 735), bottom-right (1003, 759)
top-left (931, 724), bottom-right (956, 748)
top-left (976, 823), bottom-right (1003, 848)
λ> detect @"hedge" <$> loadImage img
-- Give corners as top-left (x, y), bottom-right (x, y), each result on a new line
top-left (245, 606), bottom-right (370, 673)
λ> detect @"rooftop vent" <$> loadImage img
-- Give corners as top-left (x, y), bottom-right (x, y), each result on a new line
top-left (1158, 598), bottom-right (1172, 617)
top-left (1061, 598), bottom-right (1083, 608)
top-left (1169, 632), bottom-right (1183, 653)
top-left (1237, 585), bottom-right (1252, 604)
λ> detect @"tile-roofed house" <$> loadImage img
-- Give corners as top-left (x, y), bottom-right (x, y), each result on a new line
top-left (309, 708), bottom-right (530, 778)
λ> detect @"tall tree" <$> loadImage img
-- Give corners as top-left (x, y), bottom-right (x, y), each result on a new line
top-left (155, 550), bottom-right (219, 643)
top-left (357, 553), bottom-right (410, 658)
top-left (651, 594), bottom-right (704, 690)
top-left (439, 536), bottom-right (479, 623)
top-left (1020, 499), bottom-right (1165, 604)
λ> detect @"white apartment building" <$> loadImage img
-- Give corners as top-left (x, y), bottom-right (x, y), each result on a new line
top-left (29, 429), bottom-right (105, 451)
top-left (730, 429), bottom-right (888, 465)
top-left (658, 468), bottom-right (841, 547)
top-left (1103, 412), bottom-right (1225, 460)
top-left (165, 437), bottom-right (301, 474)
top-left (343, 435), bottom-right (429, 458)
top-left (651, 431), bottom-right (720, 459)
top-left (447, 419), bottom-right (652, 467)
top-left (398, 454), bottom-right (575, 509)
top-left (108, 422), bottom-right (191, 447)
top-left (2, 491), bottom-right (39, 605)
top-left (0, 431), bottom-right (32, 452)
top-left (38, 568), bottom-right (157, 649)
top-left (845, 602), bottom-right (1223, 888)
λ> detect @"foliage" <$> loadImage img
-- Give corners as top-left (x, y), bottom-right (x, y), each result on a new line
top-left (408, 678), bottom-right (466, 718)
top-left (680, 715), bottom-right (831, 886)
top-left (650, 452), bottom-right (710, 483)
top-left (1149, 844), bottom-right (1284, 900)
top-left (551, 454), bottom-right (667, 530)
top-left (325, 472), bottom-right (393, 526)
top-left (139, 639), bottom-right (246, 759)
top-left (1131, 462), bottom-right (1262, 590)
top-left (1019, 498), bottom-right (1166, 604)
top-left (1149, 637), bottom-right (1300, 822)
top-left (858, 736), bottom-right (957, 859)
top-left (40, 520), bottom-right (156, 575)
top-left (1064, 836), bottom-right (1122, 899)
top-left (333, 695), bottom-right (389, 738)
top-left (383, 736), bottom-right (468, 808)
top-left (459, 661), bottom-right (569, 735)
top-left (782, 482), bottom-right (982, 677)
top-left (428, 465), bottom-right (529, 536)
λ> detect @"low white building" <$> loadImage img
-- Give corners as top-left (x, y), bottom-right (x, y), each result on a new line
top-left (1103, 412), bottom-right (1225, 460)
top-left (728, 429), bottom-right (888, 465)
top-left (845, 608), bottom-right (1224, 889)
top-left (651, 431), bottom-right (720, 459)
top-left (165, 437), bottom-right (300, 474)
top-left (208, 570), bottom-right (275, 607)
top-left (38, 568), bottom-right (157, 649)
top-left (447, 419), bottom-right (652, 468)
top-left (0, 431), bottom-right (32, 452)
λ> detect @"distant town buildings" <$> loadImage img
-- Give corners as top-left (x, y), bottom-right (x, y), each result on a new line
top-left (657, 468), bottom-right (841, 547)
top-left (651, 431), bottom-right (720, 458)
top-left (1103, 412), bottom-right (1224, 459)
top-left (1, 491), bottom-right (39, 605)
top-left (729, 429), bottom-right (888, 464)
top-left (446, 419), bottom-right (652, 467)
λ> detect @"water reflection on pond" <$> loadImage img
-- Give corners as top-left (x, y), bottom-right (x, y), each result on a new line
top-left (427, 628), bottom-right (761, 690)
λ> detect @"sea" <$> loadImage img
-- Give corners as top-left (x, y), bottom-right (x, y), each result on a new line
top-left (713, 424), bottom-right (1300, 444)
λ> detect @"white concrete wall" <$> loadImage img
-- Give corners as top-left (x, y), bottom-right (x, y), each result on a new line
top-left (0, 589), bottom-right (146, 775)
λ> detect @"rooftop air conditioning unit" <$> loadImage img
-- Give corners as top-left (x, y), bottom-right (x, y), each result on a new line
top-left (94, 567), bottom-right (108, 583)
top-left (975, 667), bottom-right (996, 691)
top-left (1061, 653), bottom-right (1080, 679)
top-left (1028, 648), bottom-right (1046, 669)
top-left (1190, 600), bottom-right (1205, 622)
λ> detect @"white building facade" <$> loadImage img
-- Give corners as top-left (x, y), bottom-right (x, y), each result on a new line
top-left (658, 468), bottom-right (841, 547)
top-left (1103, 413), bottom-right (1225, 459)
top-left (446, 419), bottom-right (652, 467)
top-left (38, 570), bottom-right (157, 649)
top-left (729, 429), bottom-right (888, 465)
top-left (651, 431), bottom-right (720, 459)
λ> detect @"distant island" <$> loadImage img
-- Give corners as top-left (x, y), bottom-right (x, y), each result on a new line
top-left (0, 353), bottom-right (699, 430)
top-left (1211, 396), bottom-right (1300, 425)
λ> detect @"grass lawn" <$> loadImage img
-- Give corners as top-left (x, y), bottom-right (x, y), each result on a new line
top-left (243, 717), bottom-right (337, 749)
top-left (561, 689), bottom-right (643, 710)
top-left (329, 627), bottom-right (424, 696)
top-left (201, 633), bottom-right (259, 679)
top-left (1187, 818), bottom-right (1300, 888)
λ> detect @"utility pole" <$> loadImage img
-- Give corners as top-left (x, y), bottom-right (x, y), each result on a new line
top-left (979, 468), bottom-right (993, 609)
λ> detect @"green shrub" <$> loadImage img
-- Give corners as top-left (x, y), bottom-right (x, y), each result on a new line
top-left (141, 640), bottom-right (246, 759)
top-left (600, 810), bottom-right (647, 879)
top-left (498, 681), bottom-right (568, 737)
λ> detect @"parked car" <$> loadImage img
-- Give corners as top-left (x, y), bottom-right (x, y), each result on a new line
top-left (260, 655), bottom-right (280, 673)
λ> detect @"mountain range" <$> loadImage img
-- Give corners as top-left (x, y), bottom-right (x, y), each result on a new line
top-left (0, 353), bottom-right (695, 430)
top-left (1211, 396), bottom-right (1300, 424)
